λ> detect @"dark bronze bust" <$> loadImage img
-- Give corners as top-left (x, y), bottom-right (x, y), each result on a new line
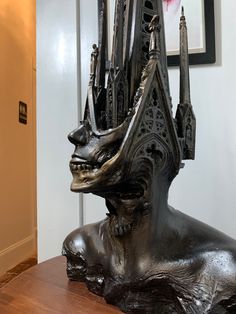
top-left (63, 1), bottom-right (236, 312)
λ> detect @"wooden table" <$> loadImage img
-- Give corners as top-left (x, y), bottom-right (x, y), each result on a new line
top-left (0, 256), bottom-right (121, 313)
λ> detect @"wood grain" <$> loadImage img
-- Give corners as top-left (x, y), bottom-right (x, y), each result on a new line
top-left (0, 256), bottom-right (121, 314)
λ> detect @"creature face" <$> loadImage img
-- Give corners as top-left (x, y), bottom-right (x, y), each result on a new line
top-left (68, 118), bottom-right (131, 194)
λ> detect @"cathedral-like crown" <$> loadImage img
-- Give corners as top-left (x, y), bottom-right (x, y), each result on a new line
top-left (84, 0), bottom-right (196, 169)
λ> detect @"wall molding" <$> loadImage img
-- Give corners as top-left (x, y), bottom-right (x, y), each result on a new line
top-left (0, 233), bottom-right (36, 275)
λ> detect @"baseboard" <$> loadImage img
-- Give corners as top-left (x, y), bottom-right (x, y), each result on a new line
top-left (34, 227), bottom-right (38, 255)
top-left (0, 233), bottom-right (36, 275)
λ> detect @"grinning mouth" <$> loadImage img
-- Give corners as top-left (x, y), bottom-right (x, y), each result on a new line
top-left (69, 154), bottom-right (106, 174)
top-left (70, 161), bottom-right (100, 172)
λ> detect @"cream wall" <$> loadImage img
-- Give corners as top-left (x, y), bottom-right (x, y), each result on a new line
top-left (0, 0), bottom-right (36, 274)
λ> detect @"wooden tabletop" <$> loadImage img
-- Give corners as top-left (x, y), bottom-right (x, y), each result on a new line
top-left (0, 256), bottom-right (121, 313)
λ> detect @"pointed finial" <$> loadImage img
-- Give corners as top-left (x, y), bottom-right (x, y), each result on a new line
top-left (179, 4), bottom-right (190, 105)
top-left (149, 15), bottom-right (161, 59)
top-left (149, 15), bottom-right (160, 32)
top-left (180, 6), bottom-right (186, 26)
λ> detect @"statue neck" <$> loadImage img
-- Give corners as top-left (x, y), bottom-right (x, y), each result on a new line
top-left (106, 176), bottom-right (172, 237)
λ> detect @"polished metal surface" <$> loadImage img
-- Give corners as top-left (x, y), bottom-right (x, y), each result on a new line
top-left (63, 1), bottom-right (236, 312)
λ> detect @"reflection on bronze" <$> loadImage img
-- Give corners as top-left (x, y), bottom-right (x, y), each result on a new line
top-left (63, 1), bottom-right (236, 312)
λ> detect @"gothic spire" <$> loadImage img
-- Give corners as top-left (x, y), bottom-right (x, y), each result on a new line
top-left (123, 0), bottom-right (134, 73)
top-left (179, 6), bottom-right (191, 105)
top-left (176, 7), bottom-right (196, 160)
top-left (127, 0), bottom-right (170, 102)
top-left (155, 0), bottom-right (170, 92)
top-left (106, 0), bottom-right (128, 129)
top-left (96, 0), bottom-right (107, 91)
top-left (111, 0), bottom-right (125, 71)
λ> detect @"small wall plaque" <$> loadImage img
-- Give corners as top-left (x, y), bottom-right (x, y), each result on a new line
top-left (19, 101), bottom-right (27, 124)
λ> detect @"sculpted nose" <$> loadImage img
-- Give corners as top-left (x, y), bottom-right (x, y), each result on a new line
top-left (68, 125), bottom-right (88, 146)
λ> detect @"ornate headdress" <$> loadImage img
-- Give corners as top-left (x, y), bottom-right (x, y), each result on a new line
top-left (69, 0), bottom-right (196, 194)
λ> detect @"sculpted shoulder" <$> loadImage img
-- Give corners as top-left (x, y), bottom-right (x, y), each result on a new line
top-left (169, 208), bottom-right (236, 276)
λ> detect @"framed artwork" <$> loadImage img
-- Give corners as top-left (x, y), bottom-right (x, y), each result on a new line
top-left (98, 0), bottom-right (216, 67)
top-left (164, 0), bottom-right (216, 66)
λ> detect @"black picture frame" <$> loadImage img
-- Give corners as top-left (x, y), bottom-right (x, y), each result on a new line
top-left (168, 0), bottom-right (216, 66)
top-left (98, 0), bottom-right (216, 68)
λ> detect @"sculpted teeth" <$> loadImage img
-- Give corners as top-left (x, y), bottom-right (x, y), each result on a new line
top-left (71, 164), bottom-right (77, 171)
top-left (70, 163), bottom-right (101, 171)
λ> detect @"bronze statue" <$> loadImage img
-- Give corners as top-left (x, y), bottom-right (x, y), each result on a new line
top-left (63, 1), bottom-right (236, 312)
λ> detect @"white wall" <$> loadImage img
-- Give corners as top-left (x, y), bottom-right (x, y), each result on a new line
top-left (37, 0), bottom-right (80, 262)
top-left (80, 0), bottom-right (236, 239)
